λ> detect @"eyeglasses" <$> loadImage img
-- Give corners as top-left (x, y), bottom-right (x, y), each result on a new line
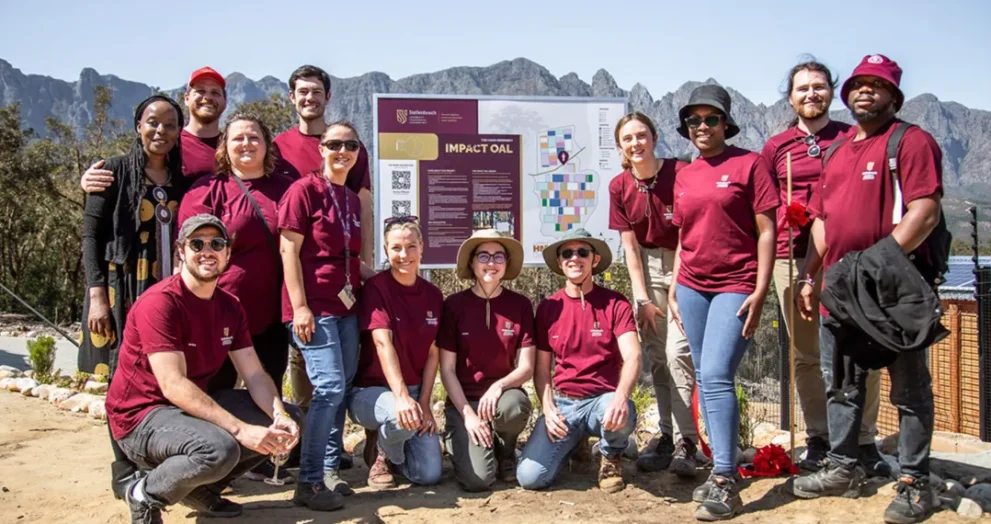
top-left (559, 247), bottom-right (593, 260)
top-left (321, 139), bottom-right (360, 152)
top-left (685, 115), bottom-right (724, 129)
top-left (849, 78), bottom-right (891, 92)
top-left (186, 237), bottom-right (228, 252)
top-left (384, 215), bottom-right (419, 226)
top-left (474, 251), bottom-right (507, 265)
top-left (803, 134), bottom-right (821, 158)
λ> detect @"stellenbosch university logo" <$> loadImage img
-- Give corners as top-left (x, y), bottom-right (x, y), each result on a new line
top-left (395, 109), bottom-right (438, 125)
top-left (396, 109), bottom-right (409, 124)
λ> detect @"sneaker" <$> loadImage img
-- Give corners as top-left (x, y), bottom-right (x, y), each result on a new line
top-left (340, 451), bottom-right (354, 470)
top-left (180, 486), bottom-right (242, 518)
top-left (799, 436), bottom-right (829, 472)
top-left (367, 445), bottom-right (397, 491)
top-left (292, 481), bottom-right (345, 512)
top-left (636, 433), bottom-right (675, 472)
top-left (243, 459), bottom-right (295, 484)
top-left (124, 477), bottom-right (163, 524)
top-left (669, 438), bottom-right (700, 478)
top-left (598, 454), bottom-right (625, 493)
top-left (324, 469), bottom-right (354, 496)
top-left (693, 473), bottom-right (715, 503)
top-left (791, 461), bottom-right (866, 499)
top-left (695, 475), bottom-right (743, 521)
top-left (860, 443), bottom-right (893, 479)
top-left (883, 476), bottom-right (937, 524)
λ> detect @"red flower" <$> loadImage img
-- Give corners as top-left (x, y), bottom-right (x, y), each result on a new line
top-left (737, 444), bottom-right (800, 478)
top-left (786, 201), bottom-right (810, 228)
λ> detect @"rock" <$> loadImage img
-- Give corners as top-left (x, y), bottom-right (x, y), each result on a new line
top-left (59, 393), bottom-right (97, 413)
top-left (750, 422), bottom-right (778, 447)
top-left (22, 369), bottom-right (34, 379)
top-left (0, 365), bottom-right (23, 379)
top-left (83, 381), bottom-right (108, 394)
top-left (48, 387), bottom-right (76, 406)
top-left (963, 483), bottom-right (991, 512)
top-left (957, 497), bottom-right (984, 520)
top-left (432, 401), bottom-right (444, 418)
top-left (18, 378), bottom-right (38, 396)
top-left (344, 431), bottom-right (365, 453)
top-left (88, 398), bottom-right (107, 420)
top-left (0, 378), bottom-right (14, 391)
top-left (31, 384), bottom-right (53, 399)
top-left (879, 432), bottom-right (900, 456)
top-left (739, 447), bottom-right (757, 464)
top-left (640, 405), bottom-right (660, 434)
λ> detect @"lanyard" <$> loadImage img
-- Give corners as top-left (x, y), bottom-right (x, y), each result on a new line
top-left (325, 177), bottom-right (353, 290)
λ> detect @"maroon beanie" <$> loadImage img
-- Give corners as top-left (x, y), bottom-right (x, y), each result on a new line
top-left (841, 54), bottom-right (904, 111)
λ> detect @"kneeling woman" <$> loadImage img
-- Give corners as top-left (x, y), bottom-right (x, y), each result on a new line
top-left (438, 230), bottom-right (535, 492)
top-left (349, 217), bottom-right (444, 489)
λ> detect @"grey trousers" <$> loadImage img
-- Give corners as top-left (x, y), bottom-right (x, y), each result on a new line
top-left (443, 388), bottom-right (532, 492)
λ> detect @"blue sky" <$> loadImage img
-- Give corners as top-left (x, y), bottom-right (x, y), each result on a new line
top-left (2, 0), bottom-right (989, 109)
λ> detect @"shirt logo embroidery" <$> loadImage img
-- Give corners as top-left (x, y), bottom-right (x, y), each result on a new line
top-left (862, 161), bottom-right (878, 181)
top-left (590, 321), bottom-right (604, 338)
top-left (501, 321), bottom-right (515, 337)
top-left (867, 55), bottom-right (884, 64)
top-left (716, 174), bottom-right (731, 188)
top-left (426, 310), bottom-right (438, 326)
top-left (221, 327), bottom-right (233, 346)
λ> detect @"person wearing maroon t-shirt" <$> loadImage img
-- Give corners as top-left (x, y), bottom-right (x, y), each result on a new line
top-left (438, 230), bottom-right (535, 492)
top-left (80, 66), bottom-right (227, 192)
top-left (761, 60), bottom-right (887, 475)
top-left (792, 55), bottom-right (943, 524)
top-left (279, 121), bottom-right (367, 504)
top-left (517, 229), bottom-right (641, 494)
top-left (668, 85), bottom-right (778, 521)
top-left (608, 111), bottom-right (697, 476)
top-left (107, 214), bottom-right (305, 521)
top-left (349, 218), bottom-right (444, 490)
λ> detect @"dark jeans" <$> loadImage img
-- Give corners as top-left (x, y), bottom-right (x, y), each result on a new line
top-left (115, 390), bottom-right (304, 505)
top-left (207, 322), bottom-right (290, 393)
top-left (821, 324), bottom-right (933, 478)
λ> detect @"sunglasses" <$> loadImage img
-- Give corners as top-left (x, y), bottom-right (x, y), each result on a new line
top-left (186, 237), bottom-right (228, 252)
top-left (685, 114), bottom-right (724, 129)
top-left (559, 247), bottom-right (593, 260)
top-left (321, 139), bottom-right (360, 152)
top-left (803, 134), bottom-right (821, 158)
top-left (474, 251), bottom-right (507, 265)
top-left (384, 215), bottom-right (419, 226)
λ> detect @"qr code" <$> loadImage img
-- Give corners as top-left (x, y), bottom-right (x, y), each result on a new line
top-left (392, 170), bottom-right (411, 191)
top-left (392, 200), bottom-right (411, 217)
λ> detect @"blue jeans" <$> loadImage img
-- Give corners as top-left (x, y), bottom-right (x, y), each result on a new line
top-left (675, 284), bottom-right (749, 476)
top-left (348, 384), bottom-right (443, 486)
top-left (288, 315), bottom-right (358, 484)
top-left (517, 392), bottom-right (636, 490)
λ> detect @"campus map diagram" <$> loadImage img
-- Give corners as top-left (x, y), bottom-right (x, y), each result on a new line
top-left (531, 126), bottom-right (599, 235)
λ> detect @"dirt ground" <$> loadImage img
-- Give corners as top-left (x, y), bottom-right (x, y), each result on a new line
top-left (0, 392), bottom-right (971, 524)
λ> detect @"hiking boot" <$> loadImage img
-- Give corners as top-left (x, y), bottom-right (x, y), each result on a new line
top-left (799, 436), bottom-right (829, 472)
top-left (695, 475), bottom-right (743, 521)
top-left (124, 477), bottom-right (164, 524)
top-left (244, 459), bottom-right (295, 484)
top-left (362, 429), bottom-right (379, 468)
top-left (367, 445), bottom-right (397, 491)
top-left (598, 454), bottom-right (625, 493)
top-left (791, 461), bottom-right (866, 499)
top-left (180, 486), bottom-right (242, 518)
top-left (324, 469), bottom-right (354, 496)
top-left (340, 450), bottom-right (354, 470)
top-left (497, 455), bottom-right (518, 483)
top-left (636, 433), bottom-right (675, 472)
top-left (292, 481), bottom-right (345, 511)
top-left (111, 460), bottom-right (140, 501)
top-left (693, 473), bottom-right (716, 503)
top-left (883, 476), bottom-right (937, 524)
top-left (860, 443), bottom-right (893, 479)
top-left (669, 437), bottom-right (700, 478)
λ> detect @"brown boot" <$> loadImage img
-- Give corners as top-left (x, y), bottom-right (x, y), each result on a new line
top-left (364, 430), bottom-right (395, 491)
top-left (598, 454), bottom-right (625, 493)
top-left (362, 429), bottom-right (378, 468)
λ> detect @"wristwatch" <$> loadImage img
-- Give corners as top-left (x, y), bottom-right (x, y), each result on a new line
top-left (635, 298), bottom-right (652, 308)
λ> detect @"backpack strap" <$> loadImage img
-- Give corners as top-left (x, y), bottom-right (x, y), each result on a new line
top-left (887, 122), bottom-right (915, 225)
top-left (821, 137), bottom-right (846, 168)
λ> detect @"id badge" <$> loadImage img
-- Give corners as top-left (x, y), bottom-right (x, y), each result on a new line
top-left (338, 284), bottom-right (356, 310)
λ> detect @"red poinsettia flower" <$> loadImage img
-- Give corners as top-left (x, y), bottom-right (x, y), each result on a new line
top-left (786, 201), bottom-right (810, 228)
top-left (737, 444), bottom-right (800, 478)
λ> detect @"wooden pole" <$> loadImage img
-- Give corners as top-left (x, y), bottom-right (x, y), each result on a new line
top-left (786, 152), bottom-right (797, 463)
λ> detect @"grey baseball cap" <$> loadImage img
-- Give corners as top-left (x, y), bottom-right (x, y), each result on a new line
top-left (177, 214), bottom-right (229, 242)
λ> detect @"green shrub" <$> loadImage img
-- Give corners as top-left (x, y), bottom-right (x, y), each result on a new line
top-left (26, 335), bottom-right (56, 383)
top-left (736, 384), bottom-right (753, 450)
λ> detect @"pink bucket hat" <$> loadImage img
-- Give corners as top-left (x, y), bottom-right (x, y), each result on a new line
top-left (841, 54), bottom-right (904, 111)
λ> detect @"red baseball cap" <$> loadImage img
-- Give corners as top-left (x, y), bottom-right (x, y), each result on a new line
top-left (188, 66), bottom-right (226, 89)
top-left (841, 54), bottom-right (904, 110)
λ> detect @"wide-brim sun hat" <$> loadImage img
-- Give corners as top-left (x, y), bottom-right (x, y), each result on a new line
top-left (677, 84), bottom-right (740, 140)
top-left (541, 228), bottom-right (612, 276)
top-left (841, 54), bottom-right (905, 112)
top-left (456, 229), bottom-right (524, 281)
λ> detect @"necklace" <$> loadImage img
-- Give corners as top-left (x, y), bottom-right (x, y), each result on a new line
top-left (472, 283), bottom-right (502, 329)
top-left (631, 161), bottom-right (661, 218)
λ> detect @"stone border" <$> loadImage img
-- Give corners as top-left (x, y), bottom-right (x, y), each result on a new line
top-left (0, 365), bottom-right (107, 421)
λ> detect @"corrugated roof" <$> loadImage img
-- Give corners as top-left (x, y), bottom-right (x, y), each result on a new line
top-left (937, 257), bottom-right (991, 301)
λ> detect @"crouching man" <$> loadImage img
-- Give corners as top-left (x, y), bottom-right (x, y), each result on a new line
top-left (517, 228), bottom-right (641, 493)
top-left (106, 214), bottom-right (306, 523)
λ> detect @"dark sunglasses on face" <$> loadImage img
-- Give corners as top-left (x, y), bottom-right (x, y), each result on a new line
top-left (186, 237), bottom-right (228, 252)
top-left (559, 247), bottom-right (593, 260)
top-left (685, 114), bottom-right (724, 129)
top-left (322, 139), bottom-right (361, 152)
top-left (475, 251), bottom-right (507, 264)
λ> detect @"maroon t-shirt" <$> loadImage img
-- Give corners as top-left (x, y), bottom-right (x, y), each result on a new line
top-left (278, 172), bottom-right (362, 322)
top-left (672, 146), bottom-right (780, 294)
top-left (608, 159), bottom-right (687, 250)
top-left (178, 173), bottom-right (294, 334)
top-left (808, 120), bottom-right (943, 315)
top-left (356, 271), bottom-right (444, 388)
top-left (106, 275), bottom-right (252, 439)
top-left (534, 286), bottom-right (636, 398)
top-left (761, 121), bottom-right (851, 259)
top-left (272, 127), bottom-right (371, 194)
top-left (437, 288), bottom-right (535, 400)
top-left (180, 129), bottom-right (220, 179)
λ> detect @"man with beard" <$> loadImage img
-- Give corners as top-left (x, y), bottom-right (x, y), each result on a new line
top-left (106, 214), bottom-right (307, 522)
top-left (760, 61), bottom-right (887, 476)
top-left (80, 67), bottom-right (228, 191)
top-left (791, 55), bottom-right (943, 524)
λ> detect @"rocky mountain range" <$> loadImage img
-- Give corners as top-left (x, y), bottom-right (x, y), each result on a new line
top-left (2, 57), bottom-right (989, 236)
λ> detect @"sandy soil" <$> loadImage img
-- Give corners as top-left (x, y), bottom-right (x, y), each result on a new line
top-left (0, 392), bottom-right (970, 524)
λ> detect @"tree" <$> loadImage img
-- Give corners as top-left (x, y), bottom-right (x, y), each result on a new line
top-left (236, 94), bottom-right (296, 135)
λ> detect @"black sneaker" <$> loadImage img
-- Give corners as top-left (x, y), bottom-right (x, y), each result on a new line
top-left (324, 469), bottom-right (354, 496)
top-left (180, 486), bottom-right (242, 518)
top-left (292, 481), bottom-right (345, 512)
top-left (244, 459), bottom-right (295, 484)
top-left (792, 461), bottom-right (865, 499)
top-left (124, 477), bottom-right (163, 524)
top-left (693, 473), bottom-right (715, 503)
top-left (799, 436), bottom-right (829, 472)
top-left (694, 475), bottom-right (743, 521)
top-left (669, 438), bottom-right (700, 478)
top-left (883, 476), bottom-right (937, 524)
top-left (111, 460), bottom-right (140, 501)
top-left (860, 443), bottom-right (893, 479)
top-left (636, 433), bottom-right (675, 472)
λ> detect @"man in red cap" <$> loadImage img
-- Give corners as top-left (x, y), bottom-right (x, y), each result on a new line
top-left (791, 54), bottom-right (943, 524)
